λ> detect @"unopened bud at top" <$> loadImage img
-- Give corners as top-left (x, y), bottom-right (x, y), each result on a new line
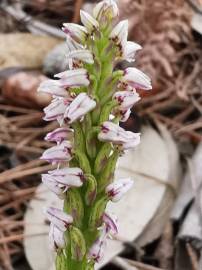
top-left (93, 0), bottom-right (119, 22)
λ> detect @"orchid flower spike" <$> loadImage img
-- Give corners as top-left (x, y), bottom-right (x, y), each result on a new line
top-left (38, 0), bottom-right (151, 268)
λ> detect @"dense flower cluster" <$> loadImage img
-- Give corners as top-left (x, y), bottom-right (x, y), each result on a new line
top-left (38, 0), bottom-right (151, 269)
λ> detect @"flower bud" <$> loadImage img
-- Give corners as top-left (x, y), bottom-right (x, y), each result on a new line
top-left (49, 223), bottom-right (66, 251)
top-left (93, 0), bottom-right (119, 21)
top-left (98, 149), bottom-right (119, 191)
top-left (38, 79), bottom-right (68, 97)
top-left (45, 127), bottom-right (73, 144)
top-left (69, 226), bottom-right (86, 261)
top-left (45, 207), bottom-right (73, 232)
top-left (64, 189), bottom-right (84, 226)
top-left (62, 23), bottom-right (88, 44)
top-left (75, 150), bottom-right (91, 174)
top-left (85, 174), bottom-right (97, 205)
top-left (67, 49), bottom-right (94, 64)
top-left (40, 140), bottom-right (72, 164)
top-left (64, 93), bottom-right (96, 123)
top-left (55, 68), bottom-right (90, 88)
top-left (98, 121), bottom-right (141, 150)
top-left (88, 197), bottom-right (107, 229)
top-left (80, 10), bottom-right (99, 32)
top-left (94, 143), bottom-right (111, 175)
top-left (106, 178), bottom-right (134, 202)
top-left (120, 67), bottom-right (152, 90)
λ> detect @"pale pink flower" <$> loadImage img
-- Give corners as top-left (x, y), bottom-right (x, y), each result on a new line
top-left (121, 67), bottom-right (152, 90)
top-left (49, 224), bottom-right (66, 251)
top-left (38, 79), bottom-right (68, 97)
top-left (45, 207), bottom-right (73, 232)
top-left (45, 127), bottom-right (73, 144)
top-left (67, 49), bottom-right (94, 64)
top-left (88, 227), bottom-right (108, 262)
top-left (64, 93), bottom-right (96, 123)
top-left (40, 141), bottom-right (72, 164)
top-left (106, 178), bottom-right (134, 202)
top-left (103, 212), bottom-right (118, 235)
top-left (62, 23), bottom-right (88, 43)
top-left (98, 121), bottom-right (140, 150)
top-left (80, 10), bottom-right (99, 32)
top-left (110, 20), bottom-right (128, 46)
top-left (43, 97), bottom-right (72, 125)
top-left (55, 68), bottom-right (90, 88)
top-left (123, 41), bottom-right (142, 62)
top-left (113, 90), bottom-right (140, 111)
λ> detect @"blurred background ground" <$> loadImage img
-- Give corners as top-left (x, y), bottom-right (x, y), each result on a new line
top-left (0, 0), bottom-right (202, 270)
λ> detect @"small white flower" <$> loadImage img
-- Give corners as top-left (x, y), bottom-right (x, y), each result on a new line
top-left (45, 207), bottom-right (73, 232)
top-left (42, 168), bottom-right (84, 197)
top-left (64, 93), bottom-right (96, 123)
top-left (62, 23), bottom-right (88, 44)
top-left (55, 68), bottom-right (90, 88)
top-left (67, 49), bottom-right (94, 64)
top-left (98, 121), bottom-right (140, 150)
top-left (38, 80), bottom-right (68, 97)
top-left (88, 227), bottom-right (108, 262)
top-left (49, 224), bottom-right (66, 251)
top-left (121, 67), bottom-right (152, 90)
top-left (110, 20), bottom-right (128, 46)
top-left (93, 0), bottom-right (119, 21)
top-left (43, 98), bottom-right (72, 125)
top-left (106, 178), bottom-right (134, 202)
top-left (40, 140), bottom-right (72, 164)
top-left (80, 10), bottom-right (99, 32)
top-left (123, 41), bottom-right (142, 62)
top-left (113, 90), bottom-right (140, 111)
top-left (45, 127), bottom-right (73, 144)
top-left (103, 212), bottom-right (118, 235)
top-left (48, 167), bottom-right (84, 187)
